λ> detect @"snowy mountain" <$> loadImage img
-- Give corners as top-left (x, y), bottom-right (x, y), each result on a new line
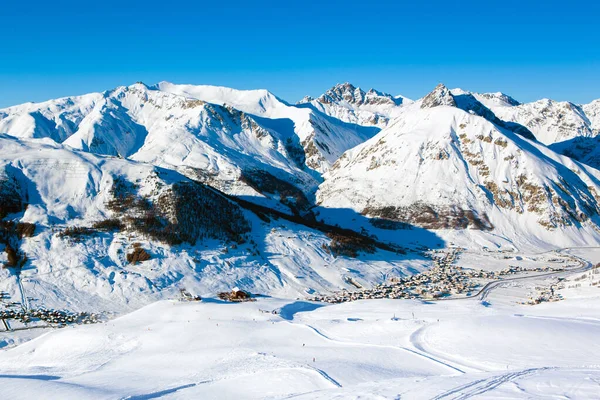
top-left (298, 82), bottom-right (410, 128)
top-left (151, 81), bottom-right (380, 173)
top-left (546, 100), bottom-right (600, 169)
top-left (491, 98), bottom-right (594, 145)
top-left (582, 99), bottom-right (600, 135)
top-left (422, 87), bottom-right (600, 170)
top-left (472, 91), bottom-right (521, 108)
top-left (316, 98), bottom-right (600, 248)
top-left (0, 83), bottom-right (382, 216)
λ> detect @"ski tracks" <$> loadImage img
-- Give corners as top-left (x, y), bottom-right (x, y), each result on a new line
top-left (409, 325), bottom-right (483, 374)
top-left (432, 367), bottom-right (551, 400)
top-left (299, 322), bottom-right (467, 375)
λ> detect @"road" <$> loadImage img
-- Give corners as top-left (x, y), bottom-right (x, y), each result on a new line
top-left (438, 248), bottom-right (594, 302)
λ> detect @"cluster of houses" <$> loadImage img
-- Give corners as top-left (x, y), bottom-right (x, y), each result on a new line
top-left (310, 248), bottom-right (566, 304)
top-left (311, 248), bottom-right (475, 303)
top-left (0, 307), bottom-right (99, 329)
top-left (498, 265), bottom-right (564, 274)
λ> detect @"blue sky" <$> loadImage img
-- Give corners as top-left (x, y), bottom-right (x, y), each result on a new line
top-left (1, 0), bottom-right (598, 107)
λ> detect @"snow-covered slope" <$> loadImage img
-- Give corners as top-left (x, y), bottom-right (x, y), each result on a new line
top-left (454, 93), bottom-right (600, 170)
top-left (317, 101), bottom-right (600, 248)
top-left (0, 84), bottom-right (315, 204)
top-left (582, 99), bottom-right (600, 135)
top-left (546, 100), bottom-right (600, 169)
top-left (549, 135), bottom-right (600, 170)
top-left (152, 81), bottom-right (380, 173)
top-left (442, 89), bottom-right (600, 169)
top-left (491, 98), bottom-right (594, 145)
top-left (1, 283), bottom-right (599, 399)
top-left (0, 93), bottom-right (102, 142)
top-left (472, 91), bottom-right (521, 108)
top-left (0, 135), bottom-right (423, 313)
top-left (420, 85), bottom-right (536, 140)
top-left (447, 88), bottom-right (600, 147)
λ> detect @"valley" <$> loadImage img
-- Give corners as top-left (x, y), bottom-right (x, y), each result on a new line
top-left (1, 80), bottom-right (600, 398)
top-left (0, 246), bottom-right (598, 399)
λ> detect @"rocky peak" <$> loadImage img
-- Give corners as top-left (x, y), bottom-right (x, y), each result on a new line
top-left (317, 83), bottom-right (397, 107)
top-left (421, 84), bottom-right (456, 109)
top-left (364, 88), bottom-right (400, 106)
top-left (317, 82), bottom-right (363, 105)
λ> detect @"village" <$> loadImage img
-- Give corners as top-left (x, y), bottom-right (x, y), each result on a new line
top-left (310, 248), bottom-right (566, 303)
top-left (524, 263), bottom-right (600, 305)
top-left (0, 290), bottom-right (100, 331)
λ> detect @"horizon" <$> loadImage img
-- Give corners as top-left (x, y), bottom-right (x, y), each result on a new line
top-left (2, 0), bottom-right (599, 108)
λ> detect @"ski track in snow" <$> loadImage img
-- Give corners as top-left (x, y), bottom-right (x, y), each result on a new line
top-left (408, 326), bottom-right (484, 374)
top-left (119, 366), bottom-right (342, 400)
top-left (290, 321), bottom-right (468, 375)
top-left (432, 367), bottom-right (550, 400)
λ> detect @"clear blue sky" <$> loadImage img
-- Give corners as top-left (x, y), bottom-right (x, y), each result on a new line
top-left (1, 0), bottom-right (599, 107)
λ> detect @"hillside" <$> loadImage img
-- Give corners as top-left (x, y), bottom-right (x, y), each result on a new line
top-left (0, 135), bottom-right (422, 313)
top-left (316, 100), bottom-right (600, 249)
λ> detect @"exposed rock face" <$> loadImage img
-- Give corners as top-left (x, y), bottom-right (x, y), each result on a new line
top-left (316, 83), bottom-right (400, 107)
top-left (317, 104), bottom-right (600, 237)
top-left (362, 203), bottom-right (493, 230)
top-left (421, 84), bottom-right (457, 109)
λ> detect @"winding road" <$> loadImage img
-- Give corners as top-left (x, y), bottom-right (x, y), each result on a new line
top-left (438, 247), bottom-right (594, 302)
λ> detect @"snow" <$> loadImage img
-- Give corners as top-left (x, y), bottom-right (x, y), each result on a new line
top-left (152, 81), bottom-right (380, 172)
top-left (491, 99), bottom-right (593, 145)
top-left (0, 274), bottom-right (599, 399)
top-left (582, 99), bottom-right (600, 135)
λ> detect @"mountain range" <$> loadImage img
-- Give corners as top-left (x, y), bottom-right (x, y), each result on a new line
top-left (1, 80), bottom-right (600, 312)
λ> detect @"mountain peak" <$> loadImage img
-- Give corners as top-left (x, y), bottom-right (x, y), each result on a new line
top-left (317, 82), bottom-right (361, 105)
top-left (130, 81), bottom-right (150, 88)
top-left (316, 82), bottom-right (399, 106)
top-left (421, 83), bottom-right (456, 109)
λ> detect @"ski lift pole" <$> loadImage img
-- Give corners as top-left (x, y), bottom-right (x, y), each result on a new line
top-left (1, 318), bottom-right (10, 331)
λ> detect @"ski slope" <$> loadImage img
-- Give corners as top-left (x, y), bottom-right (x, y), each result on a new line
top-left (0, 272), bottom-right (599, 399)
